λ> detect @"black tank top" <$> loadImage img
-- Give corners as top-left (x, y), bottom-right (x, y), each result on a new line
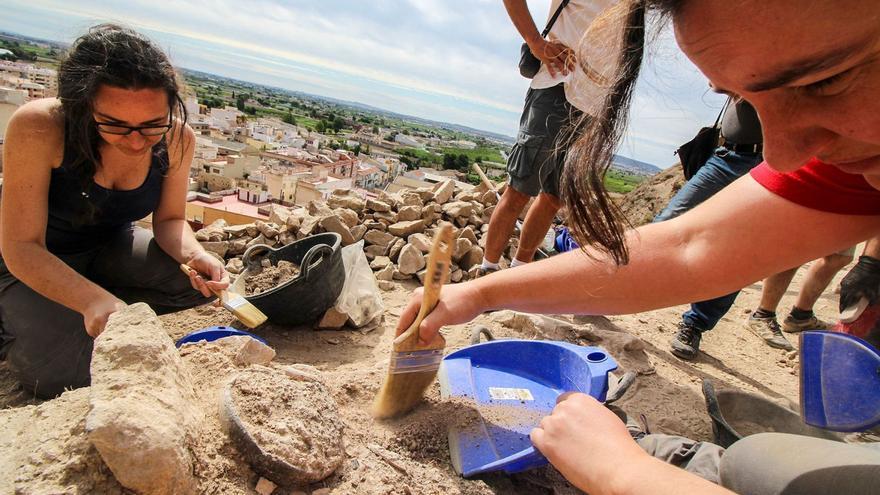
top-left (45, 140), bottom-right (168, 254)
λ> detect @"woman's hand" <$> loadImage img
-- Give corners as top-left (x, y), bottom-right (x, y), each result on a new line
top-left (185, 252), bottom-right (230, 297)
top-left (82, 295), bottom-right (127, 338)
top-left (528, 38), bottom-right (575, 78)
top-left (530, 392), bottom-right (651, 494)
top-left (395, 281), bottom-right (489, 344)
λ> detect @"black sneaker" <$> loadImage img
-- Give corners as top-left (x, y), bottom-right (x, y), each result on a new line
top-left (670, 322), bottom-right (702, 360)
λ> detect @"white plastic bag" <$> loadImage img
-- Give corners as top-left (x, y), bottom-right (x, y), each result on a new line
top-left (317, 241), bottom-right (384, 329)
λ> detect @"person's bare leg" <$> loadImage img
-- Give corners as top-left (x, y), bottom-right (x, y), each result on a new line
top-left (793, 253), bottom-right (853, 311)
top-left (484, 186), bottom-right (530, 264)
top-left (757, 267), bottom-right (799, 313)
top-left (514, 192), bottom-right (561, 263)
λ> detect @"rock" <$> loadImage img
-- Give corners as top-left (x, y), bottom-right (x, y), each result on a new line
top-left (458, 226), bottom-right (478, 244)
top-left (195, 219), bottom-right (228, 242)
top-left (442, 201), bottom-right (473, 219)
top-left (255, 477), bottom-right (277, 495)
top-left (317, 308), bottom-right (349, 330)
top-left (363, 229), bottom-right (396, 248)
top-left (392, 269), bottom-right (412, 280)
top-left (229, 237), bottom-right (250, 256)
top-left (200, 241), bottom-right (229, 258)
top-left (327, 189), bottom-right (366, 212)
top-left (378, 190), bottom-right (402, 208)
top-left (246, 223), bottom-right (260, 237)
top-left (375, 264), bottom-right (394, 281)
top-left (467, 265), bottom-right (481, 279)
top-left (450, 268), bottom-right (463, 283)
top-left (377, 280), bottom-right (395, 291)
top-left (87, 303), bottom-right (198, 495)
top-left (397, 244), bottom-right (426, 275)
top-left (414, 187), bottom-right (435, 202)
top-left (370, 256), bottom-right (392, 270)
top-left (256, 221), bottom-right (281, 239)
top-left (452, 238), bottom-right (473, 262)
top-left (365, 198), bottom-right (391, 212)
top-left (226, 257), bottom-right (244, 274)
top-left (363, 220), bottom-right (385, 231)
top-left (482, 205), bottom-right (495, 223)
top-left (280, 233), bottom-right (297, 246)
top-left (364, 244), bottom-right (388, 259)
top-left (421, 203), bottom-right (439, 221)
top-left (268, 205), bottom-right (291, 226)
top-left (372, 211), bottom-right (398, 223)
top-left (209, 335), bottom-right (276, 366)
top-left (480, 190), bottom-right (498, 206)
top-left (298, 215), bottom-right (320, 237)
top-left (433, 180), bottom-right (455, 204)
top-left (388, 220), bottom-right (426, 238)
top-left (335, 208), bottom-right (359, 228)
top-left (408, 233), bottom-right (433, 253)
top-left (468, 214), bottom-right (484, 228)
top-left (400, 191), bottom-right (423, 207)
top-left (246, 234), bottom-right (270, 250)
top-left (397, 205), bottom-right (422, 222)
top-left (388, 238), bottom-right (406, 263)
top-left (462, 245), bottom-right (484, 271)
top-left (350, 224), bottom-right (368, 242)
top-left (454, 216), bottom-right (469, 228)
top-left (320, 215), bottom-right (356, 245)
top-left (223, 224), bottom-right (252, 238)
top-left (287, 208), bottom-right (308, 229)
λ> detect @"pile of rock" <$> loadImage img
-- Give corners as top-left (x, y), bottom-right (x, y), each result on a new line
top-left (194, 179), bottom-right (524, 286)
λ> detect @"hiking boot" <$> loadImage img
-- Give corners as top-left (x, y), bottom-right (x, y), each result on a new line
top-left (745, 316), bottom-right (795, 350)
top-left (782, 314), bottom-right (831, 333)
top-left (475, 266), bottom-right (499, 278)
top-left (670, 322), bottom-right (702, 360)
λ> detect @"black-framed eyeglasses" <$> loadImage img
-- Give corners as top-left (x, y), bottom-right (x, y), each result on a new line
top-left (94, 120), bottom-right (172, 136)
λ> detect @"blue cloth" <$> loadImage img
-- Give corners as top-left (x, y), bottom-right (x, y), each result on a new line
top-left (654, 147), bottom-right (763, 331)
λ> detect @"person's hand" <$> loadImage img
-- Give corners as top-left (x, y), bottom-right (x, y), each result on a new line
top-left (530, 392), bottom-right (650, 493)
top-left (839, 255), bottom-right (880, 312)
top-left (528, 38), bottom-right (575, 78)
top-left (185, 252), bottom-right (230, 297)
top-left (396, 281), bottom-right (488, 345)
top-left (82, 295), bottom-right (127, 338)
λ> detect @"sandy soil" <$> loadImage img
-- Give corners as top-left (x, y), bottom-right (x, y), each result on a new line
top-left (0, 242), bottom-right (858, 494)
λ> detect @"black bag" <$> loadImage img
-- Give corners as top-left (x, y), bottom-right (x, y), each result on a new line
top-left (519, 0), bottom-right (570, 79)
top-left (676, 100), bottom-right (728, 180)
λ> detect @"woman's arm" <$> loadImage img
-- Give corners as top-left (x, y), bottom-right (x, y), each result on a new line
top-left (399, 174), bottom-right (880, 342)
top-left (151, 123), bottom-right (228, 297)
top-left (0, 100), bottom-right (125, 336)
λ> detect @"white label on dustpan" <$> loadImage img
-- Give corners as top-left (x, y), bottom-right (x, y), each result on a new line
top-left (225, 294), bottom-right (248, 309)
top-left (488, 387), bottom-right (534, 401)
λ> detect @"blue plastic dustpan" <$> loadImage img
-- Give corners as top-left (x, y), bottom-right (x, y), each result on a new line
top-left (800, 331), bottom-right (880, 432)
top-left (175, 326), bottom-right (268, 348)
top-left (438, 339), bottom-right (617, 477)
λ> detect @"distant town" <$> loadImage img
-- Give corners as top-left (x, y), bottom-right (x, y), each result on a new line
top-left (0, 31), bottom-right (660, 230)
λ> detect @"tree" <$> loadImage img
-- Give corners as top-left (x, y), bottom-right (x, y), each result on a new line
top-left (456, 154), bottom-right (469, 171)
top-left (372, 124), bottom-right (379, 134)
top-left (332, 116), bottom-right (344, 133)
top-left (353, 144), bottom-right (362, 155)
top-left (442, 153), bottom-right (457, 170)
top-left (475, 156), bottom-right (483, 164)
top-left (315, 120), bottom-right (326, 133)
top-left (235, 96), bottom-right (246, 112)
top-left (283, 112), bottom-right (296, 125)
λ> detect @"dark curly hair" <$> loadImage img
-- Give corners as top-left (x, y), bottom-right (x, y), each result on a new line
top-left (57, 23), bottom-right (188, 223)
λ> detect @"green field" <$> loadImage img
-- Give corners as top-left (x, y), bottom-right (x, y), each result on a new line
top-left (604, 169), bottom-right (645, 194)
top-left (439, 146), bottom-right (505, 164)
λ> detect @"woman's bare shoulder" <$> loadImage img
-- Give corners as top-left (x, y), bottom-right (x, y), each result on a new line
top-left (7, 99), bottom-right (65, 166)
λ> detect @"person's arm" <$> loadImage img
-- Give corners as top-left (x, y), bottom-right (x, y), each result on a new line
top-left (531, 393), bottom-right (733, 495)
top-left (151, 123), bottom-right (228, 297)
top-left (502, 0), bottom-right (575, 77)
top-left (398, 174), bottom-right (880, 343)
top-left (838, 235), bottom-right (880, 311)
top-left (0, 101), bottom-right (125, 336)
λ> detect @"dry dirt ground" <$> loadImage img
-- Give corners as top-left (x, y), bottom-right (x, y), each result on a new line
top-left (0, 250), bottom-right (855, 494)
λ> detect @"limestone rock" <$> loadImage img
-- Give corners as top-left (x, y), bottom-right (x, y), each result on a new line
top-left (200, 241), bottom-right (229, 259)
top-left (375, 264), bottom-right (394, 281)
top-left (397, 244), bottom-right (426, 275)
top-left (388, 238), bottom-right (406, 263)
top-left (433, 180), bottom-right (455, 204)
top-left (335, 208), bottom-right (359, 228)
top-left (268, 205), bottom-right (291, 226)
top-left (408, 233), bottom-right (432, 253)
top-left (442, 201), bottom-right (473, 219)
top-left (392, 269), bottom-right (412, 280)
top-left (377, 280), bottom-right (395, 291)
top-left (481, 190), bottom-right (498, 206)
top-left (363, 229), bottom-right (396, 248)
top-left (228, 238), bottom-right (249, 256)
top-left (246, 234), bottom-right (271, 250)
top-left (320, 215), bottom-right (356, 246)
top-left (363, 244), bottom-right (388, 260)
top-left (461, 245), bottom-right (484, 271)
top-left (256, 221), bottom-right (280, 239)
top-left (298, 215), bottom-right (320, 237)
top-left (223, 224), bottom-right (251, 238)
top-left (87, 303), bottom-right (198, 495)
top-left (452, 237), bottom-right (472, 262)
top-left (397, 205), bottom-right (422, 222)
top-left (363, 220), bottom-right (385, 231)
top-left (400, 191), bottom-right (423, 207)
top-left (226, 257), bottom-right (244, 274)
top-left (370, 256), bottom-right (392, 270)
top-left (388, 220), bottom-right (426, 238)
top-left (195, 219), bottom-right (228, 242)
top-left (350, 224), bottom-right (367, 242)
top-left (365, 198), bottom-right (391, 212)
top-left (372, 211), bottom-right (398, 224)
top-left (327, 190), bottom-right (365, 212)
top-left (450, 268), bottom-right (463, 283)
top-left (317, 308), bottom-right (349, 330)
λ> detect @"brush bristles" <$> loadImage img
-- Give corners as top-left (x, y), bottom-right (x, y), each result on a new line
top-left (223, 293), bottom-right (268, 328)
top-left (371, 368), bottom-right (439, 419)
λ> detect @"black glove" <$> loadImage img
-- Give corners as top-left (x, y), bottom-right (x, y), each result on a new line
top-left (839, 255), bottom-right (880, 312)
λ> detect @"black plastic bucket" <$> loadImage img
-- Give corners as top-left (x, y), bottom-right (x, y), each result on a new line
top-left (230, 232), bottom-right (344, 326)
top-left (702, 379), bottom-right (843, 448)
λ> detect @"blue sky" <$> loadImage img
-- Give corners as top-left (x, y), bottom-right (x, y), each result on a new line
top-left (1, 0), bottom-right (727, 166)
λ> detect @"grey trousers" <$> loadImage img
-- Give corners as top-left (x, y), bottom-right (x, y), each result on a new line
top-left (0, 226), bottom-right (211, 399)
top-left (637, 431), bottom-right (880, 494)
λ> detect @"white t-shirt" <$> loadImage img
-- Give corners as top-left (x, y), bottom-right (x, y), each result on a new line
top-left (530, 0), bottom-right (626, 116)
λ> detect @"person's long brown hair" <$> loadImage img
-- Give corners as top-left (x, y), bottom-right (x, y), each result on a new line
top-left (560, 0), bottom-right (682, 265)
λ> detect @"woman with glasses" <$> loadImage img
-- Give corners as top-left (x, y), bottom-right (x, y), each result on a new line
top-left (0, 24), bottom-right (230, 398)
